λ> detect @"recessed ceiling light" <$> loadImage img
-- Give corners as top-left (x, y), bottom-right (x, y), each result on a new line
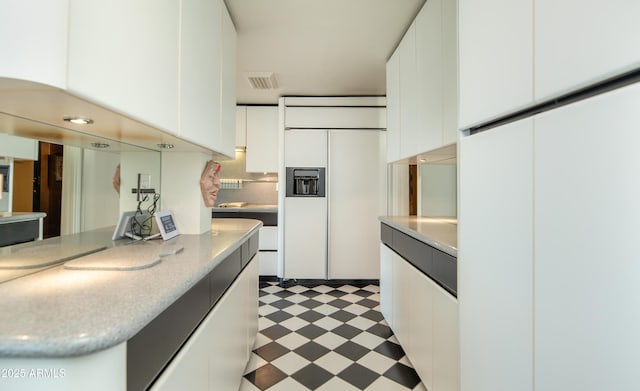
top-left (157, 143), bottom-right (175, 149)
top-left (63, 116), bottom-right (94, 125)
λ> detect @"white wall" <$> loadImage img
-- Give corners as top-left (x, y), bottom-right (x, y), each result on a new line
top-left (81, 150), bottom-right (120, 231)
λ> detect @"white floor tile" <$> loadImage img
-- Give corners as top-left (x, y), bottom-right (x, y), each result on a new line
top-left (262, 285), bottom-right (284, 294)
top-left (286, 285), bottom-right (308, 293)
top-left (271, 352), bottom-right (311, 375)
top-left (259, 317), bottom-right (276, 330)
top-left (312, 316), bottom-right (343, 332)
top-left (284, 294), bottom-right (309, 304)
top-left (363, 285), bottom-right (380, 293)
top-left (313, 303), bottom-right (339, 316)
top-left (252, 332), bottom-right (272, 350)
top-left (259, 304), bottom-right (279, 317)
top-left (346, 315), bottom-right (376, 331)
top-left (276, 332), bottom-right (310, 350)
top-left (337, 284), bottom-right (359, 293)
top-left (282, 303), bottom-right (308, 316)
top-left (316, 375), bottom-right (360, 391)
top-left (312, 285), bottom-right (334, 293)
top-left (267, 376), bottom-right (305, 391)
top-left (365, 376), bottom-right (411, 391)
top-left (279, 316), bottom-right (309, 331)
top-left (313, 332), bottom-right (348, 350)
top-left (351, 332), bottom-right (386, 350)
top-left (341, 293), bottom-right (365, 303)
top-left (313, 351), bottom-right (353, 375)
top-left (260, 294), bottom-right (282, 304)
top-left (343, 303), bottom-right (369, 315)
top-left (313, 293), bottom-right (337, 304)
top-left (356, 351), bottom-right (396, 374)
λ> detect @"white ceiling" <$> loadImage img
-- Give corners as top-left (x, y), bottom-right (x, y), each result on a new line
top-left (224, 0), bottom-right (426, 105)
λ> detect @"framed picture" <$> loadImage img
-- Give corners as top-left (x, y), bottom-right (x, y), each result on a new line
top-left (155, 210), bottom-right (179, 240)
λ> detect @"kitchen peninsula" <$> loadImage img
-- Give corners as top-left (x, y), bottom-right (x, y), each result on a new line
top-left (0, 218), bottom-right (260, 391)
top-left (379, 216), bottom-right (459, 391)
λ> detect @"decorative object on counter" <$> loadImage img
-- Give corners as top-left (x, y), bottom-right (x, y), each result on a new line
top-left (155, 210), bottom-right (179, 240)
top-left (200, 160), bottom-right (221, 207)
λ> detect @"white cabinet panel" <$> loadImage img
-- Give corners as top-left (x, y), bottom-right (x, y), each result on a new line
top-left (179, 0), bottom-right (222, 149)
top-left (0, 0), bottom-right (68, 89)
top-left (236, 106), bottom-right (247, 147)
top-left (258, 251), bottom-right (278, 276)
top-left (259, 226), bottom-right (278, 250)
top-left (328, 130), bottom-right (382, 279)
top-left (534, 83), bottom-right (640, 391)
top-left (385, 50), bottom-right (401, 163)
top-left (379, 244), bottom-right (393, 326)
top-left (458, 0), bottom-right (533, 129)
top-left (246, 106), bottom-right (279, 173)
top-left (441, 0), bottom-right (459, 145)
top-left (283, 197), bottom-right (327, 279)
top-left (409, 269), bottom-right (435, 391)
top-left (535, 0), bottom-right (640, 102)
top-left (391, 251), bottom-right (412, 349)
top-left (432, 283), bottom-right (459, 391)
top-left (414, 0), bottom-right (443, 156)
top-left (459, 119), bottom-right (533, 391)
top-left (284, 107), bottom-right (385, 129)
top-left (398, 21), bottom-right (418, 159)
top-left (0, 134), bottom-right (38, 160)
top-left (284, 130), bottom-right (327, 167)
top-left (219, 4), bottom-right (237, 158)
top-left (67, 0), bottom-right (179, 134)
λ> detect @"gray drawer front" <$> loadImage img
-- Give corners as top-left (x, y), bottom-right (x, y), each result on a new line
top-left (382, 223), bottom-right (457, 297)
top-left (0, 220), bottom-right (39, 247)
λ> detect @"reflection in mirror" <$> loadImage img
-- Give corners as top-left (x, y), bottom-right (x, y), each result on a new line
top-left (417, 144), bottom-right (458, 218)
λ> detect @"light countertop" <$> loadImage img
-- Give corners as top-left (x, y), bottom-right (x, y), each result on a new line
top-left (212, 203), bottom-right (278, 213)
top-left (379, 216), bottom-right (457, 257)
top-left (0, 218), bottom-right (261, 358)
top-left (0, 212), bottom-right (47, 224)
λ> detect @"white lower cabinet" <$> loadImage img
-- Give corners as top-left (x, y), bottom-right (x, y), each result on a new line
top-left (380, 242), bottom-right (459, 391)
top-left (258, 226), bottom-right (278, 276)
top-left (151, 258), bottom-right (258, 391)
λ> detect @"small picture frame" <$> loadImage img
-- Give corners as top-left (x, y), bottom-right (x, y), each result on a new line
top-left (155, 210), bottom-right (179, 240)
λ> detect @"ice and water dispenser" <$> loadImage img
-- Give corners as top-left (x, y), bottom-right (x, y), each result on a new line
top-left (285, 167), bottom-right (326, 197)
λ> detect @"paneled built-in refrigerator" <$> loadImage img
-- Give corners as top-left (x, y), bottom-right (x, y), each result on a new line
top-left (283, 129), bottom-right (386, 280)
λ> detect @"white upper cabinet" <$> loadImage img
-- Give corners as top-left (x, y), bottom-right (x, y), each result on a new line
top-left (385, 50), bottom-right (401, 163)
top-left (398, 21), bottom-right (418, 159)
top-left (246, 106), bottom-right (278, 173)
top-left (219, 4), bottom-right (237, 158)
top-left (235, 106), bottom-right (247, 147)
top-left (441, 0), bottom-right (459, 145)
top-left (0, 0), bottom-right (69, 89)
top-left (458, 0), bottom-right (533, 129)
top-left (180, 0), bottom-right (222, 148)
top-left (0, 134), bottom-right (38, 161)
top-left (535, 0), bottom-right (640, 102)
top-left (414, 0), bottom-right (443, 156)
top-left (67, 0), bottom-right (180, 135)
top-left (385, 0), bottom-right (458, 162)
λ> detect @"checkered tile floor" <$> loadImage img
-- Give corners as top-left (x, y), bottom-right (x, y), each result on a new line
top-left (239, 281), bottom-right (427, 390)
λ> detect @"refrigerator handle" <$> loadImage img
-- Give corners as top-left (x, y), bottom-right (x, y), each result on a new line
top-left (325, 131), bottom-right (330, 280)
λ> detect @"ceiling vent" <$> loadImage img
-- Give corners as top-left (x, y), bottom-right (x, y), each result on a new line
top-left (246, 72), bottom-right (278, 90)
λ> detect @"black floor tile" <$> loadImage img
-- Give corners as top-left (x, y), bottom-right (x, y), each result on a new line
top-left (352, 289), bottom-right (374, 297)
top-left (374, 340), bottom-right (406, 361)
top-left (327, 298), bottom-right (351, 309)
top-left (291, 363), bottom-right (333, 389)
top-left (366, 323), bottom-right (393, 339)
top-left (360, 309), bottom-right (385, 322)
top-left (326, 290), bottom-right (348, 297)
top-left (254, 341), bottom-right (290, 362)
top-left (334, 340), bottom-right (370, 361)
top-left (328, 309), bottom-right (357, 322)
top-left (356, 298), bottom-right (378, 308)
top-left (300, 290), bottom-right (322, 298)
top-left (265, 310), bottom-right (293, 323)
top-left (270, 299), bottom-right (295, 309)
top-left (244, 364), bottom-right (288, 391)
top-left (261, 324), bottom-right (292, 340)
top-left (338, 363), bottom-right (381, 389)
top-left (294, 341), bottom-right (331, 362)
top-left (297, 309), bottom-right (324, 323)
top-left (273, 290), bottom-right (295, 298)
top-left (383, 362), bottom-right (422, 389)
top-left (299, 298), bottom-right (323, 309)
top-left (331, 323), bottom-right (363, 340)
top-left (296, 324), bottom-right (328, 340)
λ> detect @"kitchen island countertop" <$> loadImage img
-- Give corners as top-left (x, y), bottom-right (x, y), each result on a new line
top-left (379, 216), bottom-right (457, 257)
top-left (0, 218), bottom-right (261, 358)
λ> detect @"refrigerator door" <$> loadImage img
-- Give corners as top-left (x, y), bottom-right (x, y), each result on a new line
top-left (328, 130), bottom-right (384, 279)
top-left (283, 196), bottom-right (327, 279)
